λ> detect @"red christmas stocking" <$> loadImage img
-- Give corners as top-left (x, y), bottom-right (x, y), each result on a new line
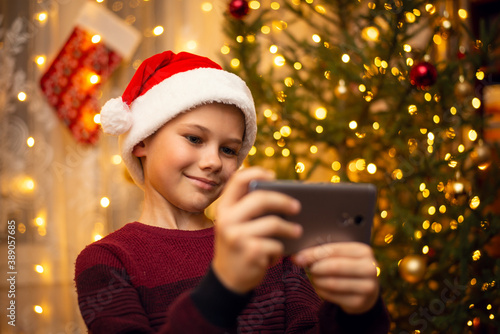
top-left (40, 1), bottom-right (140, 144)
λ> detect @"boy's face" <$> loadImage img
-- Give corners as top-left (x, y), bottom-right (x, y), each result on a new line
top-left (137, 103), bottom-right (245, 214)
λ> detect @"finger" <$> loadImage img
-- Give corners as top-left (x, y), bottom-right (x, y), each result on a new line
top-left (308, 257), bottom-right (377, 278)
top-left (218, 167), bottom-right (275, 207)
top-left (235, 215), bottom-right (303, 239)
top-left (313, 290), bottom-right (377, 315)
top-left (312, 276), bottom-right (378, 296)
top-left (238, 236), bottom-right (288, 268)
top-left (293, 242), bottom-right (373, 267)
top-left (217, 217), bottom-right (302, 253)
top-left (224, 190), bottom-right (301, 223)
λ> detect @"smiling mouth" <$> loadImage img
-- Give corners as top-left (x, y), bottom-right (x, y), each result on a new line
top-left (186, 175), bottom-right (219, 189)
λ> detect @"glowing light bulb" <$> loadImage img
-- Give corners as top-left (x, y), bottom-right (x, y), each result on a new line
top-left (249, 1), bottom-right (260, 10)
top-left (295, 162), bottom-right (305, 173)
top-left (280, 126), bottom-right (291, 137)
top-left (361, 26), bottom-right (379, 41)
top-left (314, 107), bottom-right (327, 120)
top-left (220, 45), bottom-right (230, 55)
top-left (35, 265), bottom-right (44, 273)
top-left (153, 26), bottom-right (164, 36)
top-left (22, 177), bottom-right (35, 192)
top-left (111, 155), bottom-right (122, 165)
top-left (91, 34), bottom-right (101, 43)
top-left (468, 129), bottom-right (478, 141)
top-left (100, 197), bottom-right (110, 208)
top-left (472, 98), bottom-right (481, 109)
top-left (89, 74), bottom-right (100, 84)
top-left (274, 55), bottom-right (285, 66)
top-left (367, 163), bottom-right (377, 174)
top-left (34, 305), bottom-right (43, 314)
top-left (476, 70), bottom-right (485, 80)
top-left (264, 147), bottom-right (275, 157)
top-left (230, 58), bottom-right (240, 68)
top-left (35, 56), bottom-right (46, 65)
top-left (186, 40), bottom-right (197, 50)
top-left (35, 217), bottom-right (45, 226)
top-left (36, 12), bottom-right (48, 22)
top-left (261, 25), bottom-right (270, 34)
top-left (27, 137), bottom-right (35, 147)
top-left (201, 2), bottom-right (213, 12)
top-left (18, 92), bottom-right (27, 102)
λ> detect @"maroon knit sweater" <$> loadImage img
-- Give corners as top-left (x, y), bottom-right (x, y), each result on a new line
top-left (75, 222), bottom-right (389, 333)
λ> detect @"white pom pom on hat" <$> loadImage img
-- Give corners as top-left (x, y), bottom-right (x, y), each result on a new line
top-left (100, 97), bottom-right (132, 135)
top-left (99, 51), bottom-right (257, 189)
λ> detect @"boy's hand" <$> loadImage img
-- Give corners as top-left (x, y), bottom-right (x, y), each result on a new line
top-left (212, 167), bottom-right (302, 294)
top-left (293, 242), bottom-right (380, 314)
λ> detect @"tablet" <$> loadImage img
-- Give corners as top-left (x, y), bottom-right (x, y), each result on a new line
top-left (248, 180), bottom-right (377, 255)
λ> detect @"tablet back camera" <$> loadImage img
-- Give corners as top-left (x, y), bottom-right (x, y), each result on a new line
top-left (354, 214), bottom-right (365, 225)
top-left (339, 213), bottom-right (365, 226)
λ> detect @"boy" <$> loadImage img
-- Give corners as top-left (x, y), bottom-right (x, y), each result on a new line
top-left (75, 51), bottom-right (389, 333)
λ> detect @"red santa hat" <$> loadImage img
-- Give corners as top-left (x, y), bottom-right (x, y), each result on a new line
top-left (100, 51), bottom-right (256, 189)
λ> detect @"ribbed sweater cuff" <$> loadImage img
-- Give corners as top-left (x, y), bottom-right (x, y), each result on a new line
top-left (190, 265), bottom-right (253, 328)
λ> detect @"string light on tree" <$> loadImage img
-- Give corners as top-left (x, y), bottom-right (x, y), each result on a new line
top-left (361, 26), bottom-right (379, 41)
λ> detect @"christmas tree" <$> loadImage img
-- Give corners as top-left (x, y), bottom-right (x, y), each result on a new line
top-left (222, 0), bottom-right (500, 332)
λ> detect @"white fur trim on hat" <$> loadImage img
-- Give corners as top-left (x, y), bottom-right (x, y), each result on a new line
top-left (118, 67), bottom-right (257, 189)
top-left (100, 97), bottom-right (133, 135)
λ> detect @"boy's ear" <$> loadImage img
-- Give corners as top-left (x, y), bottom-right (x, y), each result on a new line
top-left (132, 141), bottom-right (147, 157)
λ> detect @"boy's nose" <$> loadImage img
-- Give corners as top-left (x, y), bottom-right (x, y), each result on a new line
top-left (198, 146), bottom-right (222, 171)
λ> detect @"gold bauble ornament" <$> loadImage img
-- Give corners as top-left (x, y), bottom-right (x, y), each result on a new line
top-left (399, 254), bottom-right (427, 283)
top-left (445, 172), bottom-right (471, 205)
top-left (470, 139), bottom-right (492, 170)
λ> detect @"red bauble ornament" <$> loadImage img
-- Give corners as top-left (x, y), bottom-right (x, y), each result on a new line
top-left (410, 61), bottom-right (438, 89)
top-left (229, 0), bottom-right (250, 19)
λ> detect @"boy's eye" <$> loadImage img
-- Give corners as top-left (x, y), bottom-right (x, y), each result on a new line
top-left (186, 135), bottom-right (201, 144)
top-left (221, 147), bottom-right (238, 156)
